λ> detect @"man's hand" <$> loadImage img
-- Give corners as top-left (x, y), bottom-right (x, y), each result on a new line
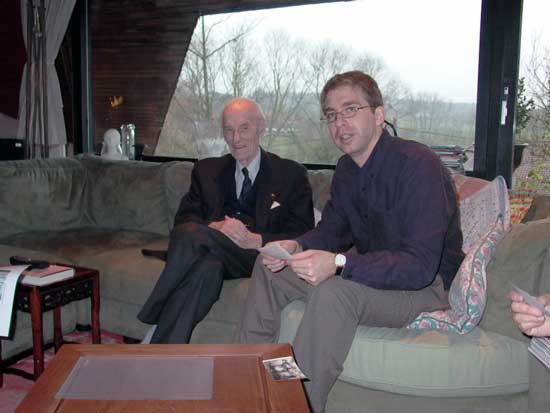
top-left (261, 240), bottom-right (300, 273)
top-left (289, 249), bottom-right (337, 286)
top-left (209, 216), bottom-right (262, 250)
top-left (509, 291), bottom-right (550, 337)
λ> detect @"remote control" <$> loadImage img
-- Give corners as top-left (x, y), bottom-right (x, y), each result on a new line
top-left (9, 255), bottom-right (50, 270)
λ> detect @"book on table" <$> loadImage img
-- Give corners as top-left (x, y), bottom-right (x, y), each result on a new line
top-left (21, 265), bottom-right (75, 286)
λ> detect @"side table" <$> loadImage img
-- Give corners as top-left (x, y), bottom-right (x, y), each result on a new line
top-left (0, 265), bottom-right (101, 386)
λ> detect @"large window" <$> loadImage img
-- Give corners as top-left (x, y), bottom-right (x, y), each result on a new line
top-left (155, 0), bottom-right (482, 164)
top-left (513, 0), bottom-right (550, 192)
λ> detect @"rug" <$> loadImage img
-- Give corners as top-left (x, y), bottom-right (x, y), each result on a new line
top-left (0, 330), bottom-right (123, 413)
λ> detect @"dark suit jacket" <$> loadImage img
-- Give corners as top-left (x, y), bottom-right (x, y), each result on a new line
top-left (174, 149), bottom-right (315, 245)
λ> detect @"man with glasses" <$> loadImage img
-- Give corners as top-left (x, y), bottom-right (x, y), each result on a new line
top-left (236, 71), bottom-right (464, 412)
top-left (138, 97), bottom-right (314, 343)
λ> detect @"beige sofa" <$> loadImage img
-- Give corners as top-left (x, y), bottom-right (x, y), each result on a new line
top-left (1, 154), bottom-right (549, 412)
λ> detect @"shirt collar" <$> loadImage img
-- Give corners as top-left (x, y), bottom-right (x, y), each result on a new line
top-left (235, 148), bottom-right (261, 183)
top-left (339, 129), bottom-right (390, 177)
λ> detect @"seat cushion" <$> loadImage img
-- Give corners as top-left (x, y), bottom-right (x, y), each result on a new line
top-left (279, 300), bottom-right (529, 398)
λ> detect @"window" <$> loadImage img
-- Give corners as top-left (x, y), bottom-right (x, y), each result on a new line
top-left (154, 1), bottom-right (482, 165)
top-left (513, 0), bottom-right (550, 192)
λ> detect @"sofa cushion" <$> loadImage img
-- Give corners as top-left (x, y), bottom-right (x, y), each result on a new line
top-left (307, 169), bottom-right (333, 212)
top-left (78, 155), bottom-right (173, 235)
top-left (408, 216), bottom-right (506, 334)
top-left (0, 158), bottom-right (88, 238)
top-left (162, 161), bottom-right (194, 222)
top-left (190, 278), bottom-right (251, 344)
top-left (523, 194), bottom-right (550, 222)
top-left (62, 237), bottom-right (169, 305)
top-left (279, 301), bottom-right (529, 397)
top-left (0, 228), bottom-right (164, 264)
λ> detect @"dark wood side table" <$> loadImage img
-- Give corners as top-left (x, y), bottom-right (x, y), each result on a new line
top-left (0, 265), bottom-right (101, 386)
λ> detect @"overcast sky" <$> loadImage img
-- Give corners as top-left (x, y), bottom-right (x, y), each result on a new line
top-left (214, 0), bottom-right (550, 103)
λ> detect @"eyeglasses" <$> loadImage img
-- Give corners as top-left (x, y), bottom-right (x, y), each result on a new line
top-left (321, 105), bottom-right (372, 123)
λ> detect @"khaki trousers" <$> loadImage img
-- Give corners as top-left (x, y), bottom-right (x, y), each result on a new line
top-left (235, 259), bottom-right (450, 413)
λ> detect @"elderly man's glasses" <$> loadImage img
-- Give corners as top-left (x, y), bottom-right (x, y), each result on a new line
top-left (321, 105), bottom-right (372, 123)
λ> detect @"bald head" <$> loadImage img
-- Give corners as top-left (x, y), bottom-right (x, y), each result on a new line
top-left (222, 98), bottom-right (266, 128)
top-left (221, 98), bottom-right (266, 166)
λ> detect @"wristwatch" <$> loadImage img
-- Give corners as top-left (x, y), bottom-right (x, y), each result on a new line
top-left (334, 253), bottom-right (346, 276)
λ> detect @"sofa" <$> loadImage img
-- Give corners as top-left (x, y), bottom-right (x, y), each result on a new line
top-left (1, 154), bottom-right (549, 412)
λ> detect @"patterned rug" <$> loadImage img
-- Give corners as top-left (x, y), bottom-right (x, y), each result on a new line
top-left (0, 330), bottom-right (123, 413)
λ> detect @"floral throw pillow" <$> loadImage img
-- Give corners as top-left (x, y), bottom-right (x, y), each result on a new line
top-left (457, 175), bottom-right (510, 254)
top-left (407, 216), bottom-right (506, 334)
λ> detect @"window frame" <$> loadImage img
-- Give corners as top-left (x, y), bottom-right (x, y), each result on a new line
top-left (77, 0), bottom-right (523, 183)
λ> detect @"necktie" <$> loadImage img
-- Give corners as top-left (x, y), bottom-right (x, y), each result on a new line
top-left (239, 167), bottom-right (252, 203)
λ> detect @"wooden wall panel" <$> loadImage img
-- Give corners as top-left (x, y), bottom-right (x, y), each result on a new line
top-left (89, 0), bottom-right (347, 154)
top-left (90, 0), bottom-right (198, 153)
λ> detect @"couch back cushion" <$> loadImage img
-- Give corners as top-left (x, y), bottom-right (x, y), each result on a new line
top-left (79, 155), bottom-right (173, 235)
top-left (162, 161), bottom-right (194, 223)
top-left (0, 158), bottom-right (88, 238)
top-left (307, 169), bottom-right (333, 211)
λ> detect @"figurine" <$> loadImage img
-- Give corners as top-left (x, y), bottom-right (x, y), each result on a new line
top-left (100, 128), bottom-right (128, 160)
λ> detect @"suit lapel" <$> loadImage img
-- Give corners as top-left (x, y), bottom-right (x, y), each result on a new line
top-left (214, 156), bottom-right (236, 218)
top-left (254, 150), bottom-right (275, 229)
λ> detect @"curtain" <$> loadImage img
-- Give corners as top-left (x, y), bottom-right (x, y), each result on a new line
top-left (17, 0), bottom-right (76, 158)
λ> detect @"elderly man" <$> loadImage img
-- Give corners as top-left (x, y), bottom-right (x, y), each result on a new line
top-left (138, 98), bottom-right (314, 344)
top-left (236, 72), bottom-right (464, 412)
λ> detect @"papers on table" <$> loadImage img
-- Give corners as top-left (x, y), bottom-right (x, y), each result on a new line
top-left (0, 265), bottom-right (28, 338)
top-left (257, 243), bottom-right (293, 260)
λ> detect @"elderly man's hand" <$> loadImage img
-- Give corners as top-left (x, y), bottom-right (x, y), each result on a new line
top-left (261, 240), bottom-right (300, 273)
top-left (209, 216), bottom-right (261, 250)
top-left (509, 291), bottom-right (550, 337)
top-left (289, 249), bottom-right (337, 286)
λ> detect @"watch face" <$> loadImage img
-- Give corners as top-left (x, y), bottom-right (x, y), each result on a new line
top-left (335, 253), bottom-right (346, 267)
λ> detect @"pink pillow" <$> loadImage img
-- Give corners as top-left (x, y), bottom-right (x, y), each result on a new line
top-left (452, 174), bottom-right (490, 201)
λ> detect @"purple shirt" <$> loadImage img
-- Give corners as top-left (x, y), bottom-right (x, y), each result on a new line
top-left (297, 130), bottom-right (464, 290)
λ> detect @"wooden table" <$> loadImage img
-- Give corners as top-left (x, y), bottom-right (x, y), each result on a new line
top-left (0, 266), bottom-right (100, 385)
top-left (16, 343), bottom-right (309, 413)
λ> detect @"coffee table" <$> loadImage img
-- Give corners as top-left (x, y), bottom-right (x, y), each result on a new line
top-left (16, 343), bottom-right (309, 412)
top-left (0, 265), bottom-right (100, 385)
